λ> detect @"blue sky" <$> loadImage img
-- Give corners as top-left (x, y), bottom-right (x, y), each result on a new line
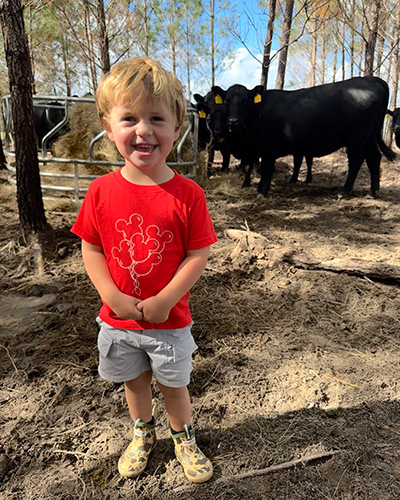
top-left (205, 0), bottom-right (281, 92)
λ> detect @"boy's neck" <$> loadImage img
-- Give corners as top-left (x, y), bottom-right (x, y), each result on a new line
top-left (121, 164), bottom-right (175, 186)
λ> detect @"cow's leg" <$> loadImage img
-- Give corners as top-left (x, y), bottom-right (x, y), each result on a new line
top-left (305, 155), bottom-right (313, 184)
top-left (289, 154), bottom-right (303, 183)
top-left (340, 150), bottom-right (364, 196)
top-left (257, 157), bottom-right (275, 197)
top-left (242, 159), bottom-right (253, 188)
top-left (207, 142), bottom-right (215, 175)
top-left (221, 148), bottom-right (230, 172)
top-left (365, 141), bottom-right (381, 198)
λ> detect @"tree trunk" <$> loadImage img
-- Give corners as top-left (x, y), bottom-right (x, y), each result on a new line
top-left (375, 33), bottom-right (384, 76)
top-left (310, 18), bottom-right (317, 87)
top-left (387, 3), bottom-right (400, 145)
top-left (143, 0), bottom-right (150, 56)
top-left (184, 5), bottom-right (191, 98)
top-left (332, 44), bottom-right (338, 82)
top-left (27, 4), bottom-right (36, 94)
top-left (275, 0), bottom-right (294, 90)
top-left (60, 27), bottom-right (71, 96)
top-left (341, 20), bottom-right (346, 80)
top-left (210, 0), bottom-right (215, 86)
top-left (0, 0), bottom-right (55, 264)
top-left (349, 1), bottom-right (355, 78)
top-left (95, 0), bottom-right (110, 74)
top-left (261, 0), bottom-right (277, 88)
top-left (364, 0), bottom-right (381, 76)
top-left (84, 1), bottom-right (98, 92)
top-left (320, 29), bottom-right (326, 84)
top-left (389, 3), bottom-right (400, 111)
top-left (358, 16), bottom-right (364, 74)
top-left (169, 0), bottom-right (176, 74)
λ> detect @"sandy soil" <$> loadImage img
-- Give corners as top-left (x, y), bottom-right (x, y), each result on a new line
top-left (1, 151), bottom-right (400, 500)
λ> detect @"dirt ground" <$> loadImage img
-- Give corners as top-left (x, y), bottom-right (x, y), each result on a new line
top-left (1, 151), bottom-right (400, 500)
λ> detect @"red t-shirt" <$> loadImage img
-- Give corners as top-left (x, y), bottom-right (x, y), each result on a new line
top-left (71, 169), bottom-right (217, 330)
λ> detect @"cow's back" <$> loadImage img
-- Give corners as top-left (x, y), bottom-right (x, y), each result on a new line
top-left (258, 76), bottom-right (389, 158)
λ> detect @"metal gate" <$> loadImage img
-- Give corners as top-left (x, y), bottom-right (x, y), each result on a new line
top-left (2, 95), bottom-right (199, 202)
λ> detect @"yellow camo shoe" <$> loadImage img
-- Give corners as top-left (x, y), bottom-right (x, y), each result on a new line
top-left (171, 425), bottom-right (213, 483)
top-left (118, 399), bottom-right (158, 478)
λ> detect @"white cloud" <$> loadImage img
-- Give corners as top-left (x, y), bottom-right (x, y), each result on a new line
top-left (190, 47), bottom-right (299, 97)
top-left (216, 47), bottom-right (265, 90)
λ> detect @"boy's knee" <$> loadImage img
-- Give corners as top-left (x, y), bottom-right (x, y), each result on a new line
top-left (125, 370), bottom-right (153, 389)
top-left (157, 381), bottom-right (188, 396)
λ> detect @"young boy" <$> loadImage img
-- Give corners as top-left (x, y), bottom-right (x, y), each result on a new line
top-left (71, 57), bottom-right (217, 483)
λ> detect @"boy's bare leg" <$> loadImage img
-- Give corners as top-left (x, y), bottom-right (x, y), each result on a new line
top-left (157, 382), bottom-right (191, 431)
top-left (158, 381), bottom-right (213, 483)
top-left (124, 370), bottom-right (153, 422)
top-left (119, 370), bottom-right (156, 478)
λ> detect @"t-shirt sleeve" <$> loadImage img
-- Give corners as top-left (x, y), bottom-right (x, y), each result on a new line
top-left (70, 186), bottom-right (102, 247)
top-left (187, 191), bottom-right (217, 250)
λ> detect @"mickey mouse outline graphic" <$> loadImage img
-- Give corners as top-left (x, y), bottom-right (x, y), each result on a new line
top-left (111, 213), bottom-right (173, 296)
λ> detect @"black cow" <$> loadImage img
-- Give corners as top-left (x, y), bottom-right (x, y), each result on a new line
top-left (192, 93), bottom-right (211, 150)
top-left (212, 85), bottom-right (315, 187)
top-left (33, 101), bottom-right (66, 152)
top-left (204, 85), bottom-right (260, 187)
top-left (387, 108), bottom-right (400, 148)
top-left (223, 77), bottom-right (395, 197)
top-left (193, 91), bottom-right (231, 173)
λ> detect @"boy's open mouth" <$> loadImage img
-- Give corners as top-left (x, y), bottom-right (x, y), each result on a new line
top-left (135, 144), bottom-right (155, 153)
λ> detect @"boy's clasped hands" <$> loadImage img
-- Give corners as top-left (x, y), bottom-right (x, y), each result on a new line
top-left (109, 290), bottom-right (171, 323)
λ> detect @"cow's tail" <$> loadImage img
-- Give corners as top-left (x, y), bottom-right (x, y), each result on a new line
top-left (378, 133), bottom-right (396, 161)
top-left (376, 79), bottom-right (396, 161)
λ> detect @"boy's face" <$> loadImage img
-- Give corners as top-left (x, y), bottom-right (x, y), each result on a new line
top-left (104, 97), bottom-right (180, 175)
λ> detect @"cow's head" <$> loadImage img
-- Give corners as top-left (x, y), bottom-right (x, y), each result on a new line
top-left (193, 93), bottom-right (210, 148)
top-left (205, 87), bottom-right (229, 142)
top-left (220, 84), bottom-right (264, 133)
top-left (388, 108), bottom-right (400, 148)
top-left (391, 108), bottom-right (400, 133)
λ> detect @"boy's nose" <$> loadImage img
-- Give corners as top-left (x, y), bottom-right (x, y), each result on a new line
top-left (136, 119), bottom-right (152, 137)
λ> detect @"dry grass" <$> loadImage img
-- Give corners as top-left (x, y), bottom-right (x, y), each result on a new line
top-left (1, 153), bottom-right (400, 499)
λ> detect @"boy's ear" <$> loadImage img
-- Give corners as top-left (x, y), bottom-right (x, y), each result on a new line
top-left (101, 117), bottom-right (115, 142)
top-left (174, 126), bottom-right (181, 142)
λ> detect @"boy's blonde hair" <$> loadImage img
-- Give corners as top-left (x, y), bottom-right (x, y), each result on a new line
top-left (96, 57), bottom-right (187, 129)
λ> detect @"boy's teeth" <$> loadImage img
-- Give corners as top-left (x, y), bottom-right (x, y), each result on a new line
top-left (136, 145), bottom-right (155, 152)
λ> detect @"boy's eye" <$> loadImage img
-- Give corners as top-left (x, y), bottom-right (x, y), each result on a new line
top-left (151, 116), bottom-right (163, 122)
top-left (123, 116), bottom-right (135, 122)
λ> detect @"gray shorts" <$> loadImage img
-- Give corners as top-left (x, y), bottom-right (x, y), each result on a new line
top-left (96, 318), bottom-right (197, 387)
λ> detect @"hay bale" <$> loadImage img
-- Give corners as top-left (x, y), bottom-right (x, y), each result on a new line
top-left (53, 101), bottom-right (121, 175)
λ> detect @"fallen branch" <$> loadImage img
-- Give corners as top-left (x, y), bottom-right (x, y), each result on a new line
top-left (172, 450), bottom-right (341, 495)
top-left (282, 252), bottom-right (400, 283)
top-left (225, 228), bottom-right (400, 284)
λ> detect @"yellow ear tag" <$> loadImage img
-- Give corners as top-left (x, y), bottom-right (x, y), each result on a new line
top-left (215, 94), bottom-right (223, 104)
top-left (199, 110), bottom-right (206, 119)
top-left (254, 93), bottom-right (262, 103)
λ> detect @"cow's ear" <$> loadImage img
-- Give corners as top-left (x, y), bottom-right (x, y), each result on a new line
top-left (211, 86), bottom-right (226, 104)
top-left (250, 85), bottom-right (264, 103)
top-left (196, 102), bottom-right (209, 117)
top-left (193, 93), bottom-right (204, 103)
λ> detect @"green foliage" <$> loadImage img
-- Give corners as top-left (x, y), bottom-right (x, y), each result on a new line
top-left (0, 0), bottom-right (399, 98)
